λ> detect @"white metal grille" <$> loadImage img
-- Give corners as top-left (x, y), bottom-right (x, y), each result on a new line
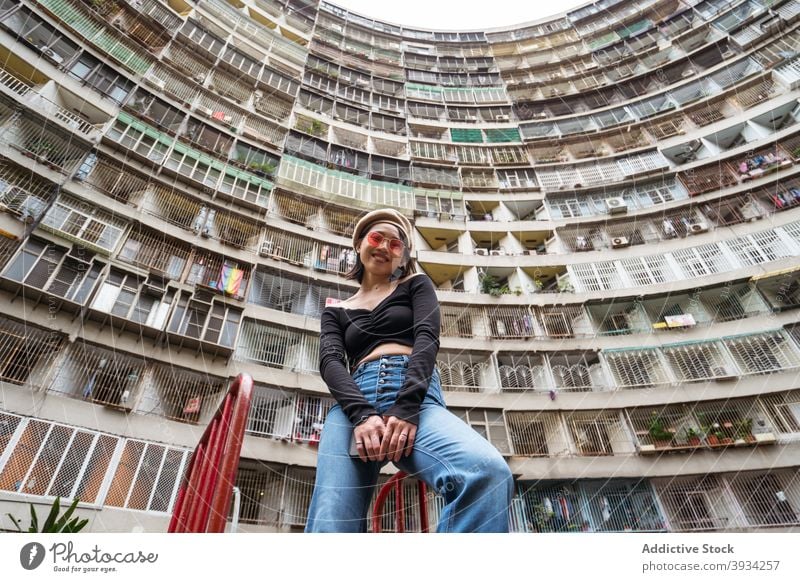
top-left (506, 411), bottom-right (565, 456)
top-left (47, 341), bottom-right (147, 408)
top-left (566, 412), bottom-right (619, 456)
top-left (662, 342), bottom-right (732, 382)
top-left (724, 331), bottom-right (800, 375)
top-left (653, 475), bottom-right (734, 531)
top-left (0, 315), bottom-right (64, 388)
top-left (727, 471), bottom-right (800, 527)
top-left (235, 319), bottom-right (319, 374)
top-left (604, 349), bottom-right (670, 388)
top-left (498, 355), bottom-right (549, 392)
top-left (138, 364), bottom-right (227, 424)
top-left (437, 355), bottom-right (488, 392)
top-left (104, 440), bottom-right (188, 513)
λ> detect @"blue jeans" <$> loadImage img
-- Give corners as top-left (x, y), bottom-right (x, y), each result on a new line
top-left (305, 354), bottom-right (513, 533)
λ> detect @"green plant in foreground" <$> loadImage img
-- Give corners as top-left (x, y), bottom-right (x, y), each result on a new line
top-left (7, 497), bottom-right (89, 533)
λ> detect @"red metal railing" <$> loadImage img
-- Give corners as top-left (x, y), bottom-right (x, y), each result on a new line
top-left (168, 373), bottom-right (253, 533)
top-left (371, 472), bottom-right (429, 533)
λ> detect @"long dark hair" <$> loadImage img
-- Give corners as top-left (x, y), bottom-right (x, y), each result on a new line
top-left (345, 227), bottom-right (417, 283)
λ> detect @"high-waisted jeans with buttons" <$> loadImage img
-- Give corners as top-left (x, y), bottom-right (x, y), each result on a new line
top-left (305, 354), bottom-right (513, 533)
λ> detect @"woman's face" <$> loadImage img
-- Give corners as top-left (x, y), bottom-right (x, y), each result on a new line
top-left (357, 222), bottom-right (406, 279)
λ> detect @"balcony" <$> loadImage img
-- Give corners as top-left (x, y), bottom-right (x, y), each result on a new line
top-left (86, 268), bottom-right (175, 338)
top-left (0, 315), bottom-right (64, 389)
top-left (165, 289), bottom-right (242, 358)
top-left (0, 237), bottom-right (103, 314)
top-left (247, 385), bottom-right (333, 446)
top-left (234, 318), bottom-right (319, 374)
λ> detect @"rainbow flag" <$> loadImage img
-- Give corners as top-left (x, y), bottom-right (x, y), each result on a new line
top-left (216, 264), bottom-right (243, 296)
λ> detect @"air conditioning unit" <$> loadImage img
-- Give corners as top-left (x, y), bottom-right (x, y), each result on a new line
top-left (355, 78), bottom-right (369, 86)
top-left (196, 105), bottom-right (213, 117)
top-left (681, 68), bottom-right (696, 78)
top-left (605, 197), bottom-right (628, 214)
top-left (490, 249), bottom-right (506, 256)
top-left (721, 48), bottom-right (735, 59)
top-left (42, 48), bottom-right (63, 64)
top-left (193, 73), bottom-right (205, 84)
top-left (495, 114), bottom-right (510, 121)
top-left (474, 248), bottom-right (488, 255)
top-left (712, 366), bottom-right (736, 381)
top-left (611, 236), bottom-right (630, 249)
top-left (688, 221), bottom-right (709, 234)
top-left (259, 240), bottom-right (275, 257)
top-left (464, 115), bottom-right (478, 121)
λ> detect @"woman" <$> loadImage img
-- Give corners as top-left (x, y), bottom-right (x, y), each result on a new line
top-left (306, 208), bottom-right (513, 533)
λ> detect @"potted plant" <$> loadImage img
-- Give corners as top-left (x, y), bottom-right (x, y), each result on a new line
top-left (684, 427), bottom-right (702, 447)
top-left (648, 412), bottom-right (674, 448)
top-left (704, 422), bottom-right (721, 445)
top-left (735, 418), bottom-right (756, 444)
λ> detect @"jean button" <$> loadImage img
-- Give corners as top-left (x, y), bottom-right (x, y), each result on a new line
top-left (378, 379), bottom-right (385, 384)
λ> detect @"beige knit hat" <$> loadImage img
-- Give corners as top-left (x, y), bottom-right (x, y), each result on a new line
top-left (352, 209), bottom-right (414, 253)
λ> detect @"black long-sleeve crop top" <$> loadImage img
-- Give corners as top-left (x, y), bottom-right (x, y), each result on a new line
top-left (318, 273), bottom-right (441, 426)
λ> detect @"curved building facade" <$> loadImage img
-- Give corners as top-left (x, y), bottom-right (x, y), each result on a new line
top-left (0, 0), bottom-right (799, 532)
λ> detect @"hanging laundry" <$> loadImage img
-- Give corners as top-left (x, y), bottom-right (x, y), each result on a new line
top-left (601, 496), bottom-right (611, 522)
top-left (217, 263), bottom-right (244, 296)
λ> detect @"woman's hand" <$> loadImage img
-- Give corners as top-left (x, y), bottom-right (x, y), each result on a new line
top-left (379, 416), bottom-right (417, 462)
top-left (353, 415), bottom-right (386, 462)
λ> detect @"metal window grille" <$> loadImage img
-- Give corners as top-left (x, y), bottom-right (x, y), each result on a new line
top-left (505, 411), bottom-right (564, 456)
top-left (537, 305), bottom-right (588, 338)
top-left (0, 315), bottom-right (64, 387)
top-left (41, 194), bottom-right (127, 252)
top-left (439, 305), bottom-right (475, 338)
top-left (436, 355), bottom-right (487, 392)
top-left (728, 471), bottom-right (800, 527)
top-left (653, 475), bottom-right (734, 531)
top-left (549, 353), bottom-right (604, 391)
top-left (118, 227), bottom-right (191, 279)
top-left (581, 480), bottom-right (666, 532)
top-left (515, 482), bottom-right (584, 532)
top-left (760, 391), bottom-right (800, 434)
top-left (235, 319), bottom-right (319, 374)
top-left (139, 363), bottom-right (227, 424)
top-left (662, 342), bottom-right (732, 382)
top-left (604, 349), bottom-right (669, 389)
top-left (497, 354), bottom-right (549, 392)
top-left (724, 331), bottom-right (800, 375)
top-left (104, 439), bottom-right (189, 513)
top-left (81, 154), bottom-right (149, 205)
top-left (451, 408), bottom-right (510, 455)
top-left (566, 412), bottom-right (619, 456)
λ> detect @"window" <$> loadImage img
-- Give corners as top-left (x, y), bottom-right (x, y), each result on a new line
top-left (2, 239), bottom-right (101, 303)
top-left (452, 408), bottom-right (510, 454)
top-left (41, 196), bottom-right (126, 252)
top-left (168, 294), bottom-right (242, 347)
top-left (68, 54), bottom-right (133, 103)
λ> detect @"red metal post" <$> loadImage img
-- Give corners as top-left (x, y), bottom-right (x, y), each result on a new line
top-left (168, 373), bottom-right (253, 533)
top-left (371, 472), bottom-right (429, 533)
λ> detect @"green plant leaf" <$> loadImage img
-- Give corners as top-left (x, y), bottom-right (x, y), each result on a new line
top-left (42, 496), bottom-right (61, 532)
top-left (53, 498), bottom-right (81, 532)
top-left (29, 503), bottom-right (39, 533)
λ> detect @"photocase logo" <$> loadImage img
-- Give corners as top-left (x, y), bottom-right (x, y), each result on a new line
top-left (20, 542), bottom-right (46, 570)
